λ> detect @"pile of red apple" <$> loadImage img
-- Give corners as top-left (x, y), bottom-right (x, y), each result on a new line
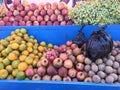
top-left (25, 41), bottom-right (92, 82)
top-left (0, 2), bottom-right (73, 26)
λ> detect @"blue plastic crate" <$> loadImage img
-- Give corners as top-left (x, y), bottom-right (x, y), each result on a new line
top-left (0, 24), bottom-right (120, 45)
top-left (0, 25), bottom-right (120, 90)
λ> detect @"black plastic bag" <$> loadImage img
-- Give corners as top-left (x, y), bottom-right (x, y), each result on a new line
top-left (72, 25), bottom-right (85, 48)
top-left (86, 25), bottom-right (113, 60)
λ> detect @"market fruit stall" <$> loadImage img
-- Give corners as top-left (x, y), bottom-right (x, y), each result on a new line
top-left (0, 0), bottom-right (120, 90)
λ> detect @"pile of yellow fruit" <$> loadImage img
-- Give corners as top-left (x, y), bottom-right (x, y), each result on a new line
top-left (0, 28), bottom-right (46, 80)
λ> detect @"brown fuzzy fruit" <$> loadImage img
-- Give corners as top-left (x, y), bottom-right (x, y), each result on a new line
top-left (77, 54), bottom-right (85, 63)
top-left (58, 67), bottom-right (67, 77)
top-left (47, 65), bottom-right (57, 76)
top-left (68, 68), bottom-right (77, 78)
top-left (37, 66), bottom-right (46, 77)
top-left (53, 58), bottom-right (63, 68)
top-left (64, 59), bottom-right (73, 69)
top-left (77, 71), bottom-right (85, 81)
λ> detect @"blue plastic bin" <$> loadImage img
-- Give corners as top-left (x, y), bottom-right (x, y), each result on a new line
top-left (0, 24), bottom-right (120, 45)
top-left (0, 25), bottom-right (120, 90)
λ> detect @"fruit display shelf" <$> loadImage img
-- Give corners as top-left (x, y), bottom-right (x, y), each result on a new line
top-left (0, 24), bottom-right (120, 90)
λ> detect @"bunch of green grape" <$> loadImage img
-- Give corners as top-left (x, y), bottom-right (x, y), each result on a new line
top-left (68, 0), bottom-right (120, 26)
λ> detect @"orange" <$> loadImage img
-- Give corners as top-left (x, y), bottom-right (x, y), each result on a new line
top-left (29, 54), bottom-right (35, 59)
top-left (27, 42), bottom-right (33, 47)
top-left (22, 50), bottom-right (29, 56)
top-left (21, 41), bottom-right (26, 44)
top-left (0, 69), bottom-right (8, 79)
top-left (8, 53), bottom-right (17, 61)
top-left (27, 47), bottom-right (33, 53)
top-left (18, 62), bottom-right (28, 71)
top-left (19, 55), bottom-right (27, 62)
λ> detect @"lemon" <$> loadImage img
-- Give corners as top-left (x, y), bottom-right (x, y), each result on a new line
top-left (12, 60), bottom-right (20, 69)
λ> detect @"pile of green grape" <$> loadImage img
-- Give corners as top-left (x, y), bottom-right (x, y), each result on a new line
top-left (68, 0), bottom-right (120, 26)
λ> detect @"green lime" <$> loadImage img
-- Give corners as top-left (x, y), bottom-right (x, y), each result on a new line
top-left (7, 75), bottom-right (14, 80)
top-left (12, 60), bottom-right (20, 69)
top-left (32, 60), bottom-right (37, 68)
top-left (6, 47), bottom-right (13, 54)
top-left (0, 44), bottom-right (4, 51)
top-left (0, 63), bottom-right (4, 70)
top-left (16, 71), bottom-right (25, 80)
top-left (1, 50), bottom-right (8, 57)
top-left (25, 78), bottom-right (30, 80)
top-left (6, 65), bottom-right (13, 73)
top-left (3, 58), bottom-right (11, 66)
top-left (19, 44), bottom-right (27, 51)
